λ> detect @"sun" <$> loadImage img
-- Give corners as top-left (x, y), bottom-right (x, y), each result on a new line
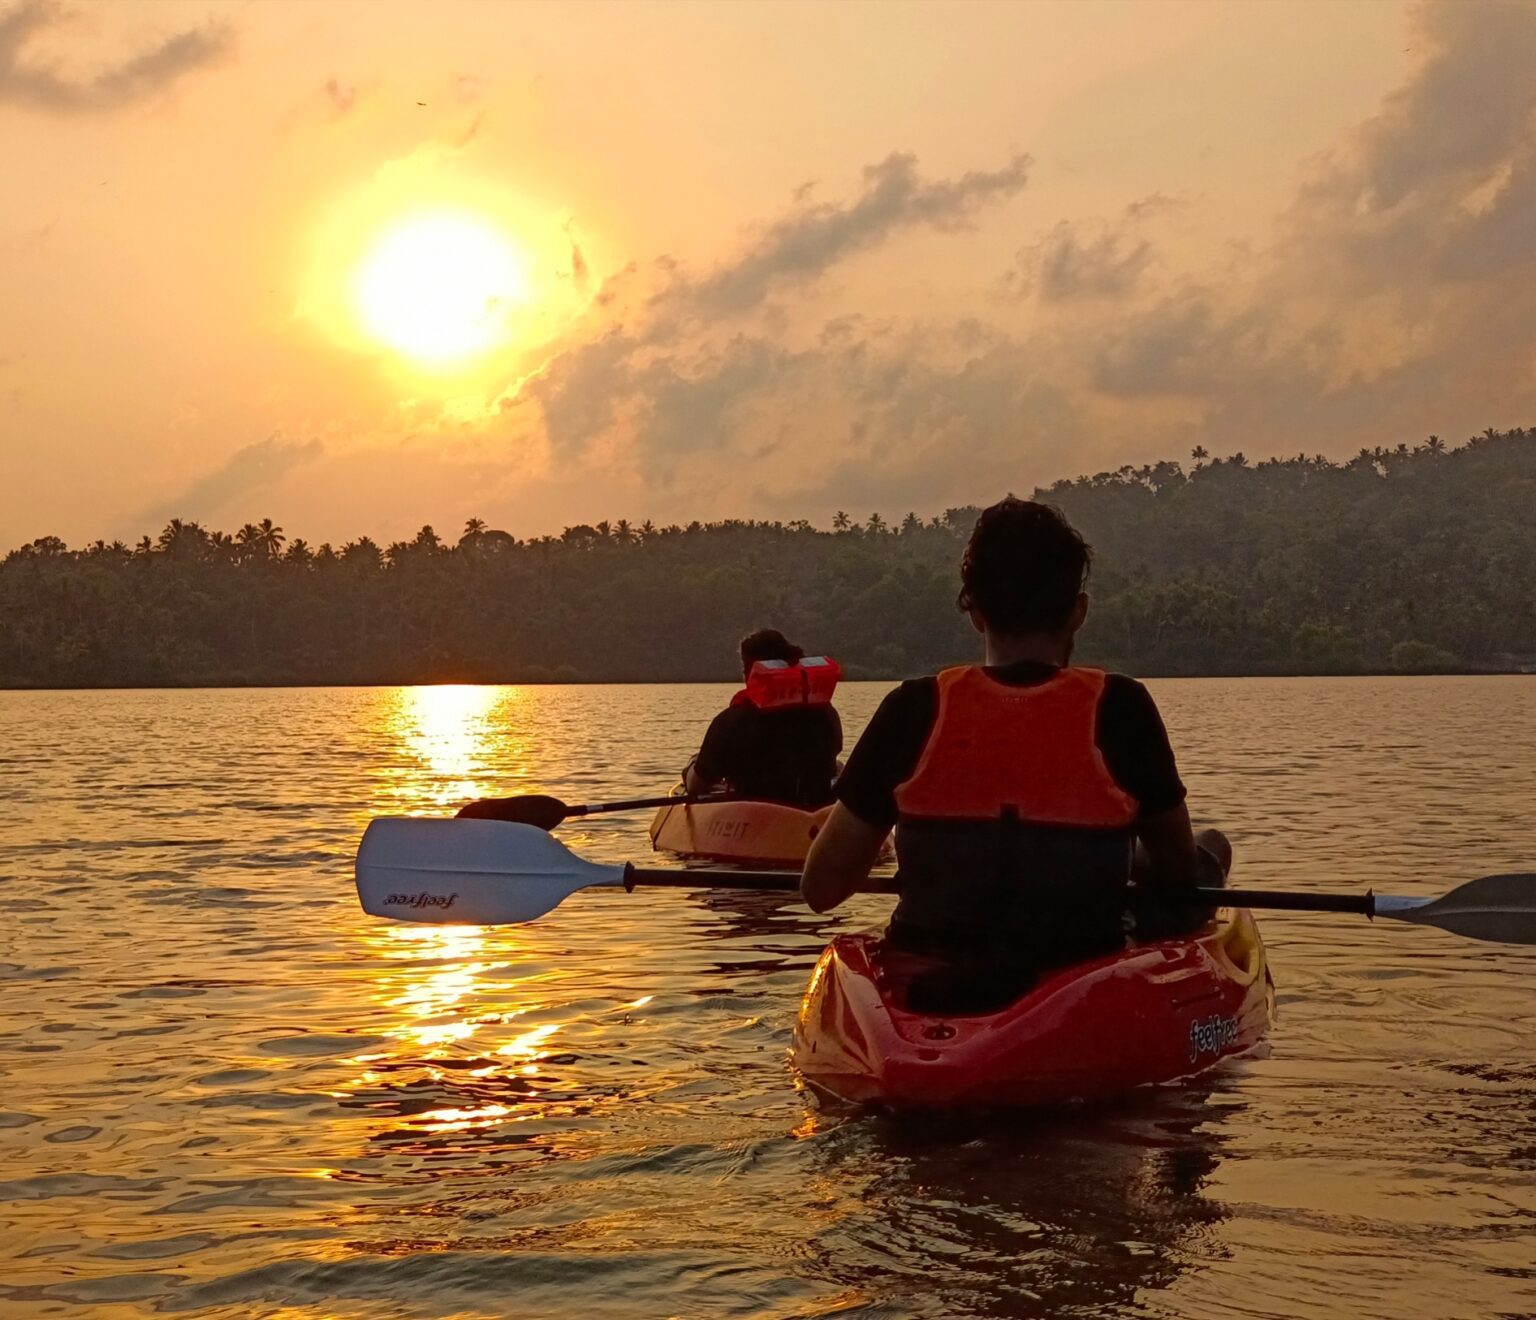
top-left (351, 211), bottom-right (531, 369)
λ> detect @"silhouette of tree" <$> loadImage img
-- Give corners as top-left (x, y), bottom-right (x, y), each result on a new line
top-left (2, 429), bottom-right (1531, 686)
top-left (256, 518), bottom-right (285, 559)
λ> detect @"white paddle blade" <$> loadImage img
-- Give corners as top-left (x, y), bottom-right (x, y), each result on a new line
top-left (1375, 873), bottom-right (1536, 945)
top-left (354, 818), bottom-right (626, 925)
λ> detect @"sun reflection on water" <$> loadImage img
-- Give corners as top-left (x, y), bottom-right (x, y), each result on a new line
top-left (377, 683), bottom-right (533, 811)
top-left (374, 923), bottom-right (496, 1052)
top-left (337, 917), bottom-right (582, 1148)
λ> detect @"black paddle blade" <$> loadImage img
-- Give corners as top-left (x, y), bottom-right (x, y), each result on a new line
top-left (1390, 872), bottom-right (1536, 944)
top-left (454, 794), bottom-right (570, 830)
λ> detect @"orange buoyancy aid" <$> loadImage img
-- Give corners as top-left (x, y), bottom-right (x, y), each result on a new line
top-left (887, 665), bottom-right (1138, 955)
top-left (893, 665), bottom-right (1136, 826)
top-left (729, 656), bottom-right (842, 710)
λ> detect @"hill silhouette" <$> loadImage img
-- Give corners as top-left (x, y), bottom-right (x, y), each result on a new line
top-left (3, 428), bottom-right (1532, 687)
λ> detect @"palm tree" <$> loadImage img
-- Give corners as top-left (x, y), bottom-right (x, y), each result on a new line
top-left (831, 510), bottom-right (851, 532)
top-left (460, 518), bottom-right (487, 547)
top-left (867, 512), bottom-right (888, 535)
top-left (234, 524), bottom-right (262, 561)
top-left (342, 536), bottom-right (381, 567)
top-left (1190, 446), bottom-right (1209, 467)
top-left (157, 519), bottom-right (208, 555)
top-left (284, 539), bottom-right (313, 564)
top-left (256, 518), bottom-right (285, 559)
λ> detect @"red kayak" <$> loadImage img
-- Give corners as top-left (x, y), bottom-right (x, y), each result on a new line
top-left (792, 910), bottom-right (1273, 1109)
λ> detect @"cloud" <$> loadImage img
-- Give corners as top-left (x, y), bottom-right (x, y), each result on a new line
top-left (1074, 0), bottom-right (1536, 451)
top-left (566, 226), bottom-right (590, 295)
top-left (486, 4), bottom-right (1536, 529)
top-left (0, 0), bottom-right (229, 114)
top-left (1010, 221), bottom-right (1151, 303)
top-left (1291, 0), bottom-right (1536, 285)
top-left (323, 78), bottom-right (357, 118)
top-left (668, 151), bottom-right (1030, 319)
top-left (510, 149), bottom-right (1034, 468)
top-left (134, 438), bottom-right (323, 528)
top-left (1004, 194), bottom-right (1181, 302)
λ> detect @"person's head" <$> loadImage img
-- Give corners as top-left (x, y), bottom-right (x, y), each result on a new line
top-left (958, 498), bottom-right (1092, 646)
top-left (739, 628), bottom-right (803, 680)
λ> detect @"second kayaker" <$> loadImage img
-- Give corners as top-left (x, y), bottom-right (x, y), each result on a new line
top-left (801, 497), bottom-right (1226, 1004)
top-left (683, 629), bottom-right (844, 808)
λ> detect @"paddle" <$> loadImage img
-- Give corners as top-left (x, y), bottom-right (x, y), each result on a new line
top-left (354, 817), bottom-right (1536, 944)
top-left (455, 790), bottom-right (731, 831)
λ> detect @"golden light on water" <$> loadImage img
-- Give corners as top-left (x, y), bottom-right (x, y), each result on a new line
top-left (497, 1021), bottom-right (561, 1063)
top-left (403, 684), bottom-right (498, 778)
top-left (352, 210), bottom-right (531, 368)
top-left (377, 683), bottom-right (527, 810)
top-left (380, 923), bottom-right (493, 1050)
top-left (340, 919), bottom-right (578, 1141)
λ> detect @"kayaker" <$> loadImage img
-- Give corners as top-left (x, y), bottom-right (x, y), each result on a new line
top-left (801, 497), bottom-right (1226, 1002)
top-left (683, 629), bottom-right (843, 808)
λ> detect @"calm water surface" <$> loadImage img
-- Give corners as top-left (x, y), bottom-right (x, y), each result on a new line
top-left (1, 678), bottom-right (1533, 1319)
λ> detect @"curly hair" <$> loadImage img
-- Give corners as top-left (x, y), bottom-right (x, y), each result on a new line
top-left (957, 498), bottom-right (1092, 635)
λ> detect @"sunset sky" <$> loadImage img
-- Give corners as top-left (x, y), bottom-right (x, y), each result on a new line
top-left (3, 0), bottom-right (1534, 547)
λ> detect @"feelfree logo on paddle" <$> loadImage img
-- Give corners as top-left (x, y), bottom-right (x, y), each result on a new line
top-left (1188, 1014), bottom-right (1238, 1061)
top-left (384, 891), bottom-right (458, 910)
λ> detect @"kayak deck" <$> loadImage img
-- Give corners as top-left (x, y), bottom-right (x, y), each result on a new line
top-left (648, 795), bottom-right (835, 867)
top-left (792, 910), bottom-right (1273, 1110)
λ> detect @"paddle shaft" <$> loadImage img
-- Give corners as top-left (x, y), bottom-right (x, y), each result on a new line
top-left (624, 867), bottom-right (1377, 915)
top-left (457, 791), bottom-right (734, 826)
top-left (569, 793), bottom-right (734, 817)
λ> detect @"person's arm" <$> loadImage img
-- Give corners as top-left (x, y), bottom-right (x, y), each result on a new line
top-left (802, 803), bottom-right (889, 912)
top-left (685, 711), bottom-right (734, 794)
top-left (1097, 677), bottom-right (1200, 888)
top-left (1134, 801), bottom-right (1201, 889)
top-left (800, 680), bottom-right (934, 912)
top-left (826, 705), bottom-right (846, 777)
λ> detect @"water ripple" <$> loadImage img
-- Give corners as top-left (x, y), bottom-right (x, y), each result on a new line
top-left (1, 678), bottom-right (1533, 1318)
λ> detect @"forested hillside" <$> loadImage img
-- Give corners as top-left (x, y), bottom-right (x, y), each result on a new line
top-left (3, 429), bottom-right (1532, 686)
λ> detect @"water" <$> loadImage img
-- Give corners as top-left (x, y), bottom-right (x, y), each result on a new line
top-left (1, 678), bottom-right (1533, 1319)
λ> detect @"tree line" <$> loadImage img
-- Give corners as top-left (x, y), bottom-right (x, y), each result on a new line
top-left (3, 428), bottom-right (1532, 687)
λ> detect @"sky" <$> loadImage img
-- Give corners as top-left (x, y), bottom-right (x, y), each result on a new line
top-left (2, 0), bottom-right (1534, 547)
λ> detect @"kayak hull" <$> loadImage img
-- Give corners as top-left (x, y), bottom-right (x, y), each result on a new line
top-left (649, 797), bottom-right (834, 867)
top-left (792, 910), bottom-right (1273, 1110)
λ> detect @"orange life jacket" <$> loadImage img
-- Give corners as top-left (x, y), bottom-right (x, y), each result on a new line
top-left (893, 665), bottom-right (1136, 826)
top-left (888, 664), bottom-right (1138, 956)
top-left (729, 656), bottom-right (842, 710)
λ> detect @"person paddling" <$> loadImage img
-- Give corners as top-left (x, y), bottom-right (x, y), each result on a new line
top-left (684, 629), bottom-right (843, 809)
top-left (801, 498), bottom-right (1227, 1006)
